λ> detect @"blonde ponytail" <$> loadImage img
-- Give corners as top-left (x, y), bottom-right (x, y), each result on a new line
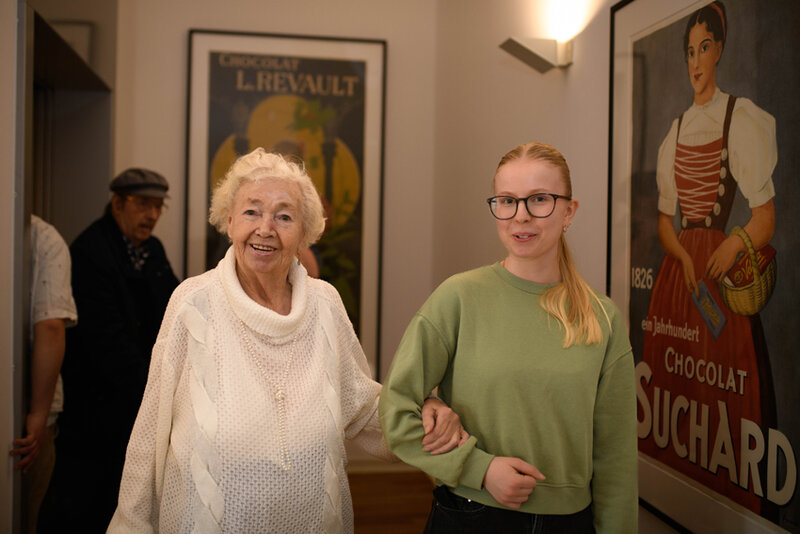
top-left (539, 235), bottom-right (610, 347)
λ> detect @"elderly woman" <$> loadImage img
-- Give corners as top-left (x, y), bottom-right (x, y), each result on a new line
top-left (108, 148), bottom-right (463, 533)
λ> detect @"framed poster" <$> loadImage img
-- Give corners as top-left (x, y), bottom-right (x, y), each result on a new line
top-left (186, 30), bottom-right (386, 375)
top-left (609, 0), bottom-right (800, 531)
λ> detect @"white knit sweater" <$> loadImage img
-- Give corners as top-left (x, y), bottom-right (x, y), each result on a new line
top-left (108, 248), bottom-right (393, 533)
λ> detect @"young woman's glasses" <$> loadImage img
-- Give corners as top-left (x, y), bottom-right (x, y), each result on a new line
top-left (486, 193), bottom-right (571, 220)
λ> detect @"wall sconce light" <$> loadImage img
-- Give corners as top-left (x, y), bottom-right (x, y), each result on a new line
top-left (499, 37), bottom-right (573, 73)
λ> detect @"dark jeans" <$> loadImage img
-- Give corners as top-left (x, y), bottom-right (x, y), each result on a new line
top-left (424, 486), bottom-right (595, 534)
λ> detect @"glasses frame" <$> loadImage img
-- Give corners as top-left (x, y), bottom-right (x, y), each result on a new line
top-left (486, 193), bottom-right (572, 220)
top-left (125, 195), bottom-right (167, 213)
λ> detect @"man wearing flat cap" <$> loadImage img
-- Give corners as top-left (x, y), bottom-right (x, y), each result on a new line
top-left (44, 168), bottom-right (179, 531)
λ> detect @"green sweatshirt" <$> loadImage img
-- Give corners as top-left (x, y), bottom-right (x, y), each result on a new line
top-left (379, 263), bottom-right (638, 533)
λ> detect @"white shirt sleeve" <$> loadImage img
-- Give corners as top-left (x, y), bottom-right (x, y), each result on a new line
top-left (729, 98), bottom-right (777, 208)
top-left (30, 215), bottom-right (78, 328)
top-left (656, 118), bottom-right (680, 216)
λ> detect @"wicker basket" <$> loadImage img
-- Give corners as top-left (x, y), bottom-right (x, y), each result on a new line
top-left (718, 226), bottom-right (776, 316)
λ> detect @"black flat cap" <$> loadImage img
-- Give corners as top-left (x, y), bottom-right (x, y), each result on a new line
top-left (110, 168), bottom-right (169, 198)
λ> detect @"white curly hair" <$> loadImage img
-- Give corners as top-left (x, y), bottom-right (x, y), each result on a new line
top-left (208, 147), bottom-right (326, 249)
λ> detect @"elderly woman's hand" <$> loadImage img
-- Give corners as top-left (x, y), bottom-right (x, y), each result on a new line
top-left (420, 397), bottom-right (469, 455)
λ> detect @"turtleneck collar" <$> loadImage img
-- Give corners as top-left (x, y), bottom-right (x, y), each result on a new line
top-left (219, 246), bottom-right (308, 340)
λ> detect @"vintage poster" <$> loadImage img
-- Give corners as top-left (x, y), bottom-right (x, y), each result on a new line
top-left (205, 52), bottom-right (367, 325)
top-left (187, 32), bottom-right (386, 371)
top-left (617, 0), bottom-right (799, 530)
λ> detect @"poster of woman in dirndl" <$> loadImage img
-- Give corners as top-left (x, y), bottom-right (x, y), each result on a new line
top-left (637, 0), bottom-right (782, 519)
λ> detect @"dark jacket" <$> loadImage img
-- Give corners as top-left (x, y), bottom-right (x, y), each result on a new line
top-left (47, 211), bottom-right (178, 534)
top-left (61, 211), bottom-right (178, 444)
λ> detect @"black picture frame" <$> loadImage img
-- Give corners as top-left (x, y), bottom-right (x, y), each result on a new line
top-left (185, 30), bottom-right (387, 376)
top-left (609, 0), bottom-right (800, 531)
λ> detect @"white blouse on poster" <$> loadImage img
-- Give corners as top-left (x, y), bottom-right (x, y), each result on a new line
top-left (656, 88), bottom-right (777, 216)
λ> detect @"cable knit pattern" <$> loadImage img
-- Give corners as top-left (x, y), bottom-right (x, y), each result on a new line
top-left (184, 301), bottom-right (223, 532)
top-left (319, 303), bottom-right (345, 533)
top-left (108, 248), bottom-right (394, 533)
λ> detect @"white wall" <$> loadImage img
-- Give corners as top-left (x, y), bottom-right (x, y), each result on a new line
top-left (433, 0), bottom-right (614, 290)
top-left (114, 0), bottom-right (618, 378)
top-left (113, 0), bottom-right (439, 378)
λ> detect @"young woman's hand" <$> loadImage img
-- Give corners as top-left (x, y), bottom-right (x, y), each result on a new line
top-left (421, 397), bottom-right (470, 455)
top-left (483, 457), bottom-right (545, 509)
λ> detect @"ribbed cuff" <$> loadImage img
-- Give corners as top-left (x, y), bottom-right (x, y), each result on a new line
top-left (458, 444), bottom-right (494, 490)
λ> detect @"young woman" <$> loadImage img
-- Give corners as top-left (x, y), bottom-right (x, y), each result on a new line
top-left (640, 1), bottom-right (777, 515)
top-left (380, 142), bottom-right (638, 533)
